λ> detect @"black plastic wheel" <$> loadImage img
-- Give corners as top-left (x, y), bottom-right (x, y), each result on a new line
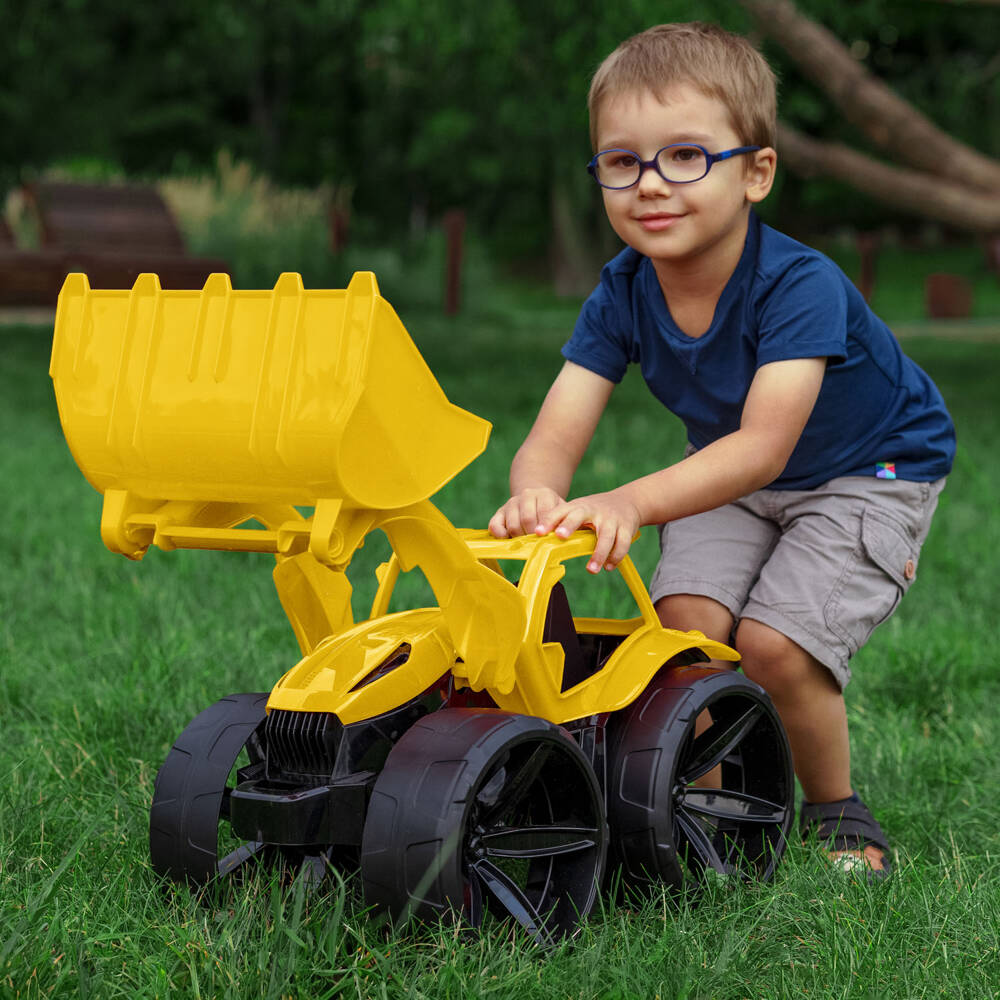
top-left (149, 693), bottom-right (271, 885)
top-left (607, 665), bottom-right (794, 891)
top-left (360, 709), bottom-right (607, 945)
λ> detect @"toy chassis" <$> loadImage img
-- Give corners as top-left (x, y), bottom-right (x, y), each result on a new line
top-left (51, 271), bottom-right (795, 944)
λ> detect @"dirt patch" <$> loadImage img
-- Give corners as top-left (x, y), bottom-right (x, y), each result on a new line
top-left (893, 319), bottom-right (1000, 341)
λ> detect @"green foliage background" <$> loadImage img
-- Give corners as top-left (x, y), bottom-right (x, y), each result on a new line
top-left (4, 0), bottom-right (1000, 260)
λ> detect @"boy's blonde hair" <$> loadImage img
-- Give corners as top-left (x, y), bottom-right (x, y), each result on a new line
top-left (588, 22), bottom-right (777, 152)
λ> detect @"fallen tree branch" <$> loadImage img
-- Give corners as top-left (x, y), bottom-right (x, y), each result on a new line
top-left (777, 122), bottom-right (1000, 231)
top-left (740, 0), bottom-right (1000, 193)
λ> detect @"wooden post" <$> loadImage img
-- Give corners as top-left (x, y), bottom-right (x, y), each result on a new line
top-left (327, 184), bottom-right (353, 254)
top-left (855, 231), bottom-right (880, 303)
top-left (984, 235), bottom-right (1000, 277)
top-left (328, 205), bottom-right (350, 254)
top-left (925, 273), bottom-right (972, 319)
top-left (443, 208), bottom-right (465, 316)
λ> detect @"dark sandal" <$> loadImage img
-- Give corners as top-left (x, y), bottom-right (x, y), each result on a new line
top-left (800, 792), bottom-right (892, 881)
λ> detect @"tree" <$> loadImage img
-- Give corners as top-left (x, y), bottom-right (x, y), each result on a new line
top-left (739, 0), bottom-right (1000, 232)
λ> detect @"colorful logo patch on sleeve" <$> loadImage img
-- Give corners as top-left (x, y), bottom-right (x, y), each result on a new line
top-left (876, 462), bottom-right (897, 480)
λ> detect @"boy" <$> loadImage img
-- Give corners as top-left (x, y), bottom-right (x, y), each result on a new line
top-left (488, 22), bottom-right (954, 877)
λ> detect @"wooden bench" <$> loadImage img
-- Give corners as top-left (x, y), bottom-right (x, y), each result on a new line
top-left (0, 181), bottom-right (230, 306)
top-left (0, 210), bottom-right (74, 307)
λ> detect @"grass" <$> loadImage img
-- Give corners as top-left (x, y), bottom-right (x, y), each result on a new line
top-left (3, 298), bottom-right (1000, 999)
top-left (817, 239), bottom-right (1000, 323)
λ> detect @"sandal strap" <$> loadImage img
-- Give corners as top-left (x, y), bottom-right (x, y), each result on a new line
top-left (800, 795), bottom-right (890, 854)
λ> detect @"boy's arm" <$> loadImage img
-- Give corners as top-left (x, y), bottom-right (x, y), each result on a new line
top-left (538, 357), bottom-right (827, 572)
top-left (489, 361), bottom-right (615, 537)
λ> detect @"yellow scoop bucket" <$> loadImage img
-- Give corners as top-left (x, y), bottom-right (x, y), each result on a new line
top-left (51, 269), bottom-right (489, 510)
top-left (50, 270), bottom-right (491, 563)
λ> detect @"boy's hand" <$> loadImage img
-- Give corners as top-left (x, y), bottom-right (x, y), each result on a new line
top-left (489, 487), bottom-right (565, 538)
top-left (535, 490), bottom-right (641, 574)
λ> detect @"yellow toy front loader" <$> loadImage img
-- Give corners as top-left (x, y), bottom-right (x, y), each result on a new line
top-left (51, 271), bottom-right (794, 943)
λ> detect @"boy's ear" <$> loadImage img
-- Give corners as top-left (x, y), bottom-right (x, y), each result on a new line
top-left (745, 147), bottom-right (777, 204)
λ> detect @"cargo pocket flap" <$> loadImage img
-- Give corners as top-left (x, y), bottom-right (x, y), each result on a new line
top-left (861, 508), bottom-right (916, 589)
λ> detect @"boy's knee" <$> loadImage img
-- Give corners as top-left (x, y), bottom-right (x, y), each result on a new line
top-left (655, 593), bottom-right (733, 644)
top-left (736, 618), bottom-right (827, 693)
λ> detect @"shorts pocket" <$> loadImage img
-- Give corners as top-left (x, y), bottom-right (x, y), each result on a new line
top-left (862, 507), bottom-right (918, 591)
top-left (824, 507), bottom-right (917, 655)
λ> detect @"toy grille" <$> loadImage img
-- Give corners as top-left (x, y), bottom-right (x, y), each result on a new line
top-left (265, 709), bottom-right (342, 781)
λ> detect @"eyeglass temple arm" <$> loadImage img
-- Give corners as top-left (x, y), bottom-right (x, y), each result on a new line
top-left (710, 145), bottom-right (760, 164)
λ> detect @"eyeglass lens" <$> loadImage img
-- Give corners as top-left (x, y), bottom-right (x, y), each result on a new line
top-left (593, 145), bottom-right (708, 188)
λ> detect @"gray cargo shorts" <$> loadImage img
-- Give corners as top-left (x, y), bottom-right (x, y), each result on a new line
top-left (650, 472), bottom-right (946, 689)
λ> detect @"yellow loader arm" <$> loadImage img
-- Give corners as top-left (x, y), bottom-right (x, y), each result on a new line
top-left (50, 270), bottom-right (525, 696)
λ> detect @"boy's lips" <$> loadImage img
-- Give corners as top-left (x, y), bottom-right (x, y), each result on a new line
top-left (635, 212), bottom-right (684, 232)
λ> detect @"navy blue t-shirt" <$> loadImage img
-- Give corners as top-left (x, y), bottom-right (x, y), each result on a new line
top-left (562, 213), bottom-right (955, 489)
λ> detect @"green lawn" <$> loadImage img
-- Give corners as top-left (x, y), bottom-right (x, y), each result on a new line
top-left (818, 241), bottom-right (1000, 323)
top-left (2, 302), bottom-right (999, 999)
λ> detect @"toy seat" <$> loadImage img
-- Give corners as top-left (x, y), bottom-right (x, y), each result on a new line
top-left (542, 582), bottom-right (589, 691)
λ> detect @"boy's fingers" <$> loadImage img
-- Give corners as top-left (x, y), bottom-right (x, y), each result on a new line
top-left (491, 500), bottom-right (524, 537)
top-left (551, 505), bottom-right (589, 538)
top-left (532, 505), bottom-right (560, 535)
top-left (505, 505), bottom-right (524, 536)
top-left (520, 495), bottom-right (539, 534)
top-left (587, 521), bottom-right (634, 573)
top-left (607, 525), bottom-right (633, 568)
top-left (496, 490), bottom-right (566, 539)
top-left (535, 495), bottom-right (558, 525)
top-left (488, 508), bottom-right (508, 537)
top-left (587, 521), bottom-right (617, 573)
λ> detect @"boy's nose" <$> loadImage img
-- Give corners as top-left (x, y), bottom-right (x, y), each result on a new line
top-left (636, 163), bottom-right (671, 197)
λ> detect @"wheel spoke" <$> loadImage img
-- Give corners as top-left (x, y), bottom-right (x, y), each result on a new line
top-left (299, 851), bottom-right (329, 888)
top-left (482, 824), bottom-right (598, 859)
top-left (674, 807), bottom-right (729, 874)
top-left (679, 704), bottom-right (764, 783)
top-left (479, 744), bottom-right (551, 827)
top-left (466, 866), bottom-right (485, 927)
top-left (217, 840), bottom-right (267, 877)
top-left (470, 858), bottom-right (554, 947)
top-left (220, 787), bottom-right (232, 821)
top-left (680, 788), bottom-right (789, 825)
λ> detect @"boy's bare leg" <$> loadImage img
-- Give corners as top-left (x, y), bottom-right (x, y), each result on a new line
top-left (655, 597), bottom-right (884, 871)
top-left (734, 619), bottom-right (851, 800)
top-left (655, 593), bottom-right (734, 658)
top-left (735, 618), bottom-right (885, 871)
top-left (656, 595), bottom-right (735, 787)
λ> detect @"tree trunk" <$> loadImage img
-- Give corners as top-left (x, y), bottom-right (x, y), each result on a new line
top-left (777, 123), bottom-right (1000, 232)
top-left (739, 0), bottom-right (1000, 193)
top-left (550, 181), bottom-right (601, 298)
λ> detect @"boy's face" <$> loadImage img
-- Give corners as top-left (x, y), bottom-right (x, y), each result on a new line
top-left (594, 85), bottom-right (774, 273)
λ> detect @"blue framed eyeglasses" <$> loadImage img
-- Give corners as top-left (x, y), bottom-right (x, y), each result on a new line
top-left (587, 143), bottom-right (760, 189)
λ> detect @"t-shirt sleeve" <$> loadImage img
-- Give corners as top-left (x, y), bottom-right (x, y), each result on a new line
top-left (560, 271), bottom-right (633, 384)
top-left (755, 257), bottom-right (848, 367)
